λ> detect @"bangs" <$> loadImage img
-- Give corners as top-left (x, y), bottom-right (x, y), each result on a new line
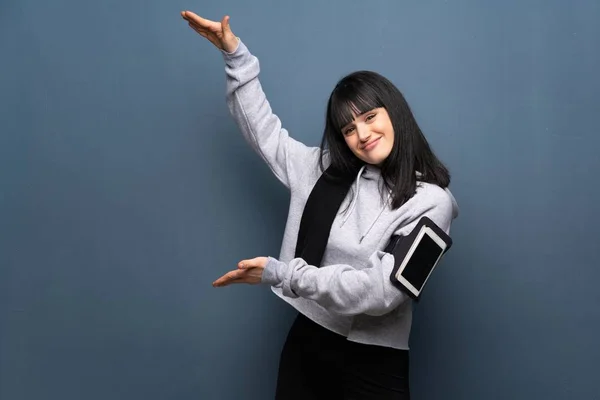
top-left (328, 80), bottom-right (384, 133)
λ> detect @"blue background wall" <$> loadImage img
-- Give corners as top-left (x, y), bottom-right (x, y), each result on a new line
top-left (1, 0), bottom-right (599, 399)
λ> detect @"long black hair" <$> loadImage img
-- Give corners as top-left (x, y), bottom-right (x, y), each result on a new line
top-left (318, 70), bottom-right (450, 210)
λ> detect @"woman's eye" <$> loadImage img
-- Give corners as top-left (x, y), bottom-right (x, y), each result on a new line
top-left (366, 114), bottom-right (376, 121)
top-left (344, 127), bottom-right (355, 135)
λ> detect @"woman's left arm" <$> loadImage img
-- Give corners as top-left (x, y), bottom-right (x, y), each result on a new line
top-left (265, 196), bottom-right (453, 316)
top-left (213, 190), bottom-right (455, 317)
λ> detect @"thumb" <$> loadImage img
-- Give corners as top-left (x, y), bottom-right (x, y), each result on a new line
top-left (221, 15), bottom-right (232, 34)
top-left (238, 257), bottom-right (268, 269)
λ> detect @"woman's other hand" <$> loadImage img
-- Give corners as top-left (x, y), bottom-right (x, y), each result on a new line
top-left (181, 11), bottom-right (239, 53)
top-left (212, 257), bottom-right (268, 287)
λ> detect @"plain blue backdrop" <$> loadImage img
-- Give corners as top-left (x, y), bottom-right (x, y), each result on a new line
top-left (1, 0), bottom-right (599, 399)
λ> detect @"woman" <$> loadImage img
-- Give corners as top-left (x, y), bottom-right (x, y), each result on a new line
top-left (181, 11), bottom-right (459, 399)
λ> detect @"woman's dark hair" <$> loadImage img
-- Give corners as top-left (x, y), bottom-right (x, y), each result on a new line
top-left (318, 70), bottom-right (450, 209)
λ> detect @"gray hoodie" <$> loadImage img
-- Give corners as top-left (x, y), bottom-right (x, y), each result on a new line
top-left (221, 39), bottom-right (459, 350)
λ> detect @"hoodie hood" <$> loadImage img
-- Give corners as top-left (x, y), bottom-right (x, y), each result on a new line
top-left (444, 186), bottom-right (460, 219)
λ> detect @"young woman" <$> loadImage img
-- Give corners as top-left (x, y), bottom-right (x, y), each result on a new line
top-left (182, 11), bottom-right (459, 399)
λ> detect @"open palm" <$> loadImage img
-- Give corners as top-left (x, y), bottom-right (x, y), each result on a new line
top-left (181, 11), bottom-right (238, 53)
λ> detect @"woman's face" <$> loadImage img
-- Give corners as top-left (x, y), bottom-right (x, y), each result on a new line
top-left (340, 107), bottom-right (394, 166)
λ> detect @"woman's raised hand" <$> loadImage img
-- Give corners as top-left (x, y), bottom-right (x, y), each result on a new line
top-left (181, 11), bottom-right (239, 53)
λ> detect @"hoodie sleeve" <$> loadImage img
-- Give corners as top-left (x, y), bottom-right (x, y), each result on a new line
top-left (261, 187), bottom-right (455, 316)
top-left (220, 39), bottom-right (321, 189)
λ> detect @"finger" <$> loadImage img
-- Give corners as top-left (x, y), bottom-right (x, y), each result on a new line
top-left (189, 23), bottom-right (223, 48)
top-left (190, 23), bottom-right (211, 39)
top-left (213, 267), bottom-right (255, 286)
top-left (181, 10), bottom-right (198, 23)
top-left (187, 20), bottom-right (211, 34)
top-left (212, 269), bottom-right (242, 285)
top-left (189, 23), bottom-right (207, 36)
top-left (182, 11), bottom-right (217, 29)
top-left (213, 277), bottom-right (245, 287)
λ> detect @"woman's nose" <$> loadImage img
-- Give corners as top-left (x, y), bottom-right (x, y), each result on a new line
top-left (357, 125), bottom-right (371, 141)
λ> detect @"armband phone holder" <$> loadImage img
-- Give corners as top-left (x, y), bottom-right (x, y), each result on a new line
top-left (386, 216), bottom-right (453, 301)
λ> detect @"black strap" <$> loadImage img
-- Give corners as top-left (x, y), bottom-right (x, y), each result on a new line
top-left (294, 165), bottom-right (358, 267)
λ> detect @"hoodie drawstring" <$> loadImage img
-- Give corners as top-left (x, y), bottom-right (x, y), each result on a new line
top-left (339, 165), bottom-right (391, 243)
top-left (340, 164), bottom-right (366, 227)
top-left (359, 190), bottom-right (391, 243)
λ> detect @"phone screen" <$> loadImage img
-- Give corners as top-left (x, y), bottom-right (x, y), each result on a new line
top-left (400, 234), bottom-right (444, 291)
